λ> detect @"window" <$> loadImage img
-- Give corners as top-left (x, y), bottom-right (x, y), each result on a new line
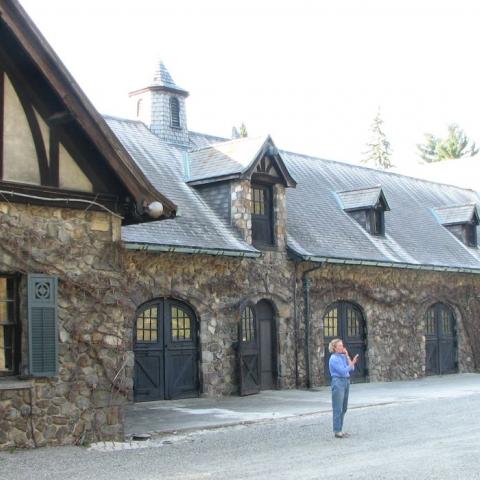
top-left (171, 306), bottom-right (192, 342)
top-left (136, 307), bottom-right (158, 342)
top-left (251, 184), bottom-right (273, 246)
top-left (370, 208), bottom-right (385, 236)
top-left (170, 97), bottom-right (180, 128)
top-left (241, 306), bottom-right (256, 342)
top-left (465, 223), bottom-right (477, 248)
top-left (0, 276), bottom-right (18, 376)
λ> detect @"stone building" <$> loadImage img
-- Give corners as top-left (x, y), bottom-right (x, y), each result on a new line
top-left (0, 0), bottom-right (175, 448)
top-left (1, 0), bottom-right (480, 450)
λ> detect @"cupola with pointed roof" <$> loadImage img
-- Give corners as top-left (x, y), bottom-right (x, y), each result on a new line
top-left (129, 60), bottom-right (189, 146)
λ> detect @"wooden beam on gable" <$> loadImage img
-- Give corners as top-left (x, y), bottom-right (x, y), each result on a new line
top-left (0, 0), bottom-right (176, 219)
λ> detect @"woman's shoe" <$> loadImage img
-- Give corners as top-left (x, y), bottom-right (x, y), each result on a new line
top-left (334, 432), bottom-right (344, 438)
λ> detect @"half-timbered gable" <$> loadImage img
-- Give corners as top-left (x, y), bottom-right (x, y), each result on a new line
top-left (0, 0), bottom-right (175, 223)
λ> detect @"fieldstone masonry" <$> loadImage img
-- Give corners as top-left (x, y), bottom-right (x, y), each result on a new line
top-left (231, 180), bottom-right (252, 244)
top-left (1, 201), bottom-right (479, 450)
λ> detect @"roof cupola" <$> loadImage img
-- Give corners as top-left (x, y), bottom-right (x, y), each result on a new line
top-left (129, 60), bottom-right (189, 147)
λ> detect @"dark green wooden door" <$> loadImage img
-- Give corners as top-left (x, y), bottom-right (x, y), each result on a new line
top-left (134, 299), bottom-right (199, 401)
top-left (425, 304), bottom-right (457, 376)
top-left (238, 305), bottom-right (260, 396)
top-left (323, 302), bottom-right (367, 383)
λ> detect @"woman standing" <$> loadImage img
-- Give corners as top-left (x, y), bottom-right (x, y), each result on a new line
top-left (328, 338), bottom-right (359, 438)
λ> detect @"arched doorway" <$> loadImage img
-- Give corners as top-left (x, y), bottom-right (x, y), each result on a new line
top-left (133, 299), bottom-right (199, 401)
top-left (238, 300), bottom-right (277, 396)
top-left (323, 302), bottom-right (367, 383)
top-left (425, 303), bottom-right (457, 375)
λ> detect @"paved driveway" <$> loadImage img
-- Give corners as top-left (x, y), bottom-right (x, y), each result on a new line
top-left (125, 373), bottom-right (480, 436)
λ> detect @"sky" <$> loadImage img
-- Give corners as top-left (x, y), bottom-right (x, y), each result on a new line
top-left (18, 0), bottom-right (480, 168)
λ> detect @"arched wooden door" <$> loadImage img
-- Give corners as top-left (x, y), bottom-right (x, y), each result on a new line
top-left (133, 299), bottom-right (199, 401)
top-left (425, 303), bottom-right (457, 375)
top-left (323, 302), bottom-right (367, 383)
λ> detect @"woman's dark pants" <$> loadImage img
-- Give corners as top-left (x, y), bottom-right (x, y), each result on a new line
top-left (331, 376), bottom-right (350, 433)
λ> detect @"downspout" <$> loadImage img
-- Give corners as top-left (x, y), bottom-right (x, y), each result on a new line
top-left (302, 263), bottom-right (325, 389)
top-left (293, 261), bottom-right (299, 387)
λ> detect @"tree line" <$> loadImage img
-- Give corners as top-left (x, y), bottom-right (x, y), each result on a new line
top-left (362, 109), bottom-right (478, 170)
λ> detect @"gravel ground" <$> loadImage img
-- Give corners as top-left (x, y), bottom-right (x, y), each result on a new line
top-left (1, 391), bottom-right (480, 480)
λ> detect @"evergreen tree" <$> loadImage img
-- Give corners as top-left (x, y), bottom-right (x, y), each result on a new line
top-left (417, 124), bottom-right (478, 162)
top-left (361, 109), bottom-right (394, 169)
top-left (239, 122), bottom-right (248, 138)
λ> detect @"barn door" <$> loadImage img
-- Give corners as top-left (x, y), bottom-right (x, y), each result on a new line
top-left (133, 304), bottom-right (164, 402)
top-left (238, 305), bottom-right (260, 396)
top-left (426, 304), bottom-right (457, 376)
top-left (134, 299), bottom-right (199, 401)
top-left (164, 302), bottom-right (199, 399)
top-left (323, 302), bottom-right (367, 383)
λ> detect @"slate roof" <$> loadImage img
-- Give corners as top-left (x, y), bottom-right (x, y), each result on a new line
top-left (188, 136), bottom-right (269, 182)
top-left (106, 116), bottom-right (480, 271)
top-left (283, 151), bottom-right (480, 270)
top-left (104, 117), bottom-right (259, 256)
top-left (189, 131), bottom-right (228, 149)
top-left (336, 186), bottom-right (390, 211)
top-left (434, 204), bottom-right (479, 225)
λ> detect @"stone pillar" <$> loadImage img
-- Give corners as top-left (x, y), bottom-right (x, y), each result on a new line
top-left (230, 180), bottom-right (252, 244)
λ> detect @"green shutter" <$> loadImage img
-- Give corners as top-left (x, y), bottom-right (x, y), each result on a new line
top-left (28, 274), bottom-right (58, 377)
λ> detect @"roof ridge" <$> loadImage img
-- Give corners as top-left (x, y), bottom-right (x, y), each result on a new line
top-left (280, 148), bottom-right (478, 194)
top-left (103, 114), bottom-right (144, 125)
top-left (189, 134), bottom-right (266, 153)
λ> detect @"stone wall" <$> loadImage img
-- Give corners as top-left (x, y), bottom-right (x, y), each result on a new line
top-left (124, 249), bottom-right (296, 396)
top-left (230, 180), bottom-right (252, 244)
top-left (1, 200), bottom-right (479, 450)
top-left (300, 263), bottom-right (479, 387)
top-left (0, 202), bottom-right (130, 449)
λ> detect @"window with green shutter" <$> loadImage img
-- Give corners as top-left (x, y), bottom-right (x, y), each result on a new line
top-left (28, 274), bottom-right (58, 377)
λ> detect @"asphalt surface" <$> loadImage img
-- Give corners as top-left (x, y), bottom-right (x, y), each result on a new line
top-left (2, 374), bottom-right (480, 480)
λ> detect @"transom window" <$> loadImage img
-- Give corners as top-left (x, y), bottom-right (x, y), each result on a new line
top-left (136, 307), bottom-right (158, 342)
top-left (170, 97), bottom-right (180, 128)
top-left (241, 306), bottom-right (256, 342)
top-left (0, 276), bottom-right (18, 376)
top-left (171, 306), bottom-right (192, 342)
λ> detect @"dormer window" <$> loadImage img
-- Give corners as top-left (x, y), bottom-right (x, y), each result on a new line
top-left (170, 97), bottom-right (180, 128)
top-left (337, 185), bottom-right (390, 236)
top-left (434, 204), bottom-right (479, 248)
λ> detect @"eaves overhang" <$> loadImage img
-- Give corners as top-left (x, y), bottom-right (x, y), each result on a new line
top-left (125, 242), bottom-right (261, 258)
top-left (287, 247), bottom-right (480, 275)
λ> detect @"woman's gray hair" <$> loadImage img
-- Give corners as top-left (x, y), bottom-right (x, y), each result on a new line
top-left (328, 338), bottom-right (343, 353)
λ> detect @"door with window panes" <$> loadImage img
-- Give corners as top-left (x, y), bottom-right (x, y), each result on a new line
top-left (323, 302), bottom-right (367, 383)
top-left (425, 303), bottom-right (457, 375)
top-left (133, 299), bottom-right (198, 401)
